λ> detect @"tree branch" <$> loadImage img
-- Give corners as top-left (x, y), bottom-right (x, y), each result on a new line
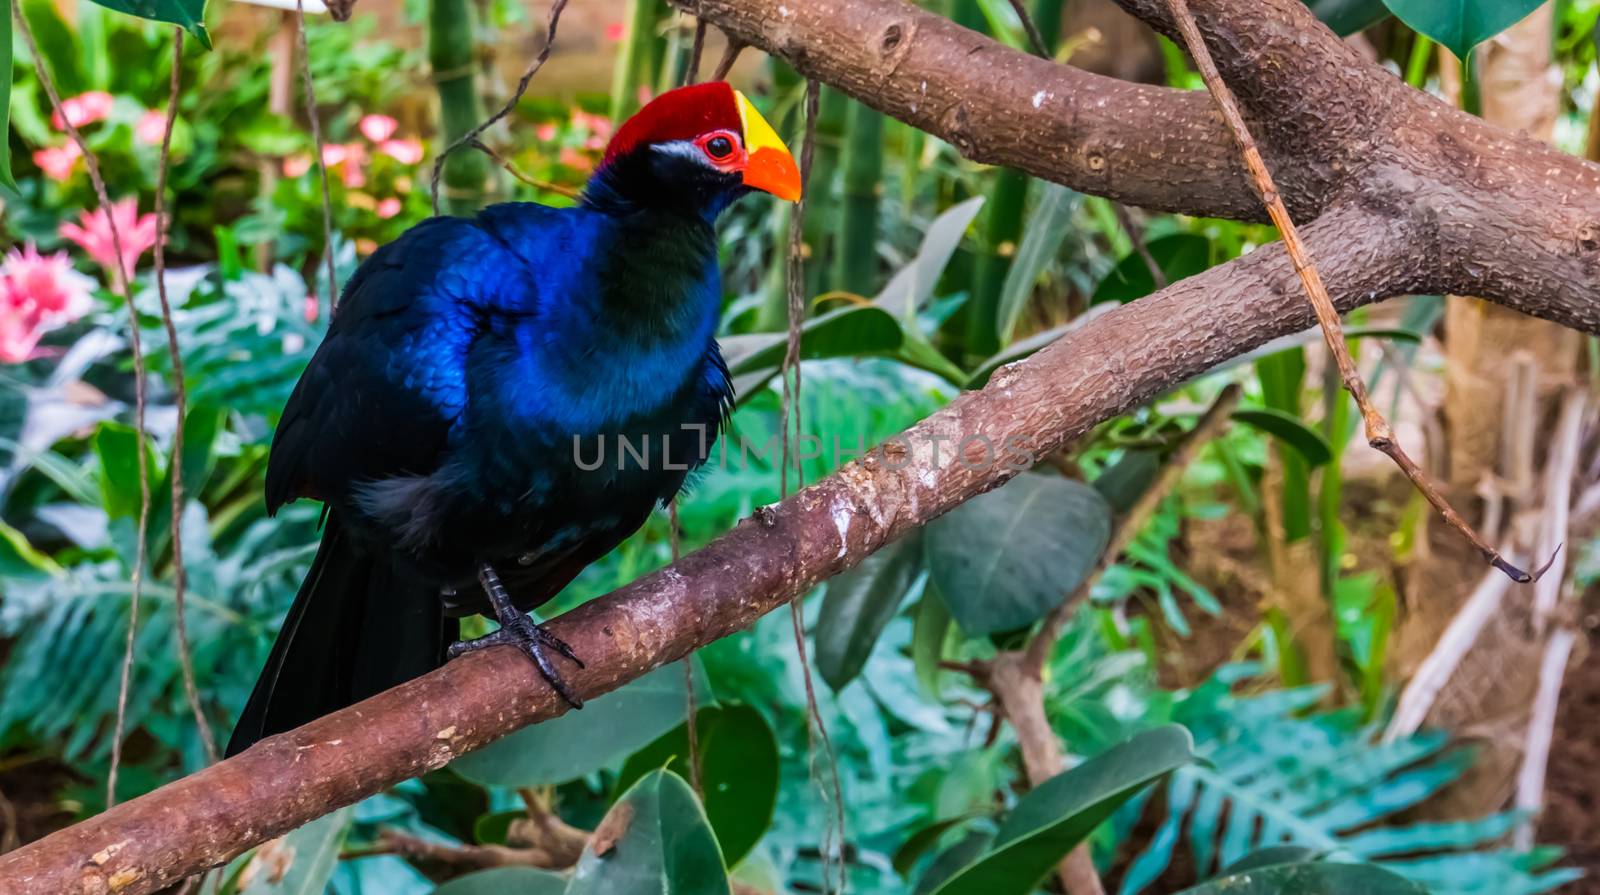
top-left (11, 0), bottom-right (1600, 889)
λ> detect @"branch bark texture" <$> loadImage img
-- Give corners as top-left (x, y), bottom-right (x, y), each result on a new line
top-left (7, 0), bottom-right (1600, 891)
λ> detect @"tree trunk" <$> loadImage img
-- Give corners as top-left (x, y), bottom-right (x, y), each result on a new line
top-left (1391, 3), bottom-right (1580, 818)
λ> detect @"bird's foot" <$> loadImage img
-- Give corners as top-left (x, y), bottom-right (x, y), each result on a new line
top-left (447, 562), bottom-right (586, 708)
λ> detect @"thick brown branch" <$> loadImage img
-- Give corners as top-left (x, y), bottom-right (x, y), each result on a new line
top-left (0, 206), bottom-right (1415, 895)
top-left (667, 0), bottom-right (1281, 220)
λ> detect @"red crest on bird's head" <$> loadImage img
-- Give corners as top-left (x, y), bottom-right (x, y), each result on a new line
top-left (601, 82), bottom-right (743, 167)
top-left (597, 81), bottom-right (802, 203)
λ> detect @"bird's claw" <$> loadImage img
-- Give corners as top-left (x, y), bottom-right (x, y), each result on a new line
top-left (448, 615), bottom-right (585, 709)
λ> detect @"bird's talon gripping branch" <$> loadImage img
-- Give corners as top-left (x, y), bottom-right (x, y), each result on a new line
top-left (447, 563), bottom-right (587, 707)
top-left (449, 562), bottom-right (587, 709)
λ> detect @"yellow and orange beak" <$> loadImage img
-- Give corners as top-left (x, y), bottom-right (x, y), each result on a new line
top-left (735, 90), bottom-right (802, 202)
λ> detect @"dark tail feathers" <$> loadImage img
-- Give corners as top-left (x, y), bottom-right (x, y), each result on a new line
top-left (226, 514), bottom-right (458, 756)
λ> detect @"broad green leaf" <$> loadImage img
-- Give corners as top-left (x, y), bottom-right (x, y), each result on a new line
top-left (148, 405), bottom-right (226, 560)
top-left (876, 197), bottom-right (985, 318)
top-left (894, 814), bottom-right (981, 876)
top-left (816, 532), bottom-right (924, 690)
top-left (1219, 846), bottom-right (1323, 875)
top-left (720, 303), bottom-right (904, 398)
top-left (1381, 0), bottom-right (1541, 59)
top-left (930, 726), bottom-right (1196, 895)
top-left (924, 474), bottom-right (1112, 636)
top-left (433, 868), bottom-right (569, 894)
top-left (567, 769), bottom-right (731, 895)
top-left (93, 422), bottom-right (158, 520)
top-left (1303, 0), bottom-right (1390, 34)
top-left (996, 184), bottom-right (1079, 344)
top-left (235, 807), bottom-right (353, 895)
top-left (1175, 861), bottom-right (1427, 894)
top-left (914, 830), bottom-right (994, 895)
top-left (452, 663), bottom-right (709, 787)
top-left (1094, 449), bottom-right (1161, 515)
top-left (613, 704), bottom-right (780, 867)
top-left (86, 0), bottom-right (209, 48)
top-left (1232, 407), bottom-right (1334, 468)
top-left (1091, 234), bottom-right (1211, 305)
top-left (0, 0), bottom-right (13, 190)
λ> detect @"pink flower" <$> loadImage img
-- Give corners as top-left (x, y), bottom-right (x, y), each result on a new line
top-left (135, 109), bottom-right (168, 146)
top-left (359, 114), bottom-right (398, 143)
top-left (535, 123), bottom-right (558, 142)
top-left (558, 146), bottom-right (592, 172)
top-left (0, 243), bottom-right (96, 363)
top-left (572, 111), bottom-right (613, 140)
top-left (378, 138), bottom-right (423, 165)
top-left (303, 292), bottom-right (319, 323)
top-left (58, 198), bottom-right (161, 283)
top-left (33, 143), bottom-right (82, 181)
top-left (338, 143), bottom-right (368, 188)
top-left (283, 154), bottom-right (312, 177)
top-left (320, 143), bottom-right (349, 167)
top-left (51, 91), bottom-right (114, 131)
top-left (3, 244), bottom-right (95, 323)
top-left (604, 22), bottom-right (624, 41)
top-left (376, 197), bottom-right (402, 219)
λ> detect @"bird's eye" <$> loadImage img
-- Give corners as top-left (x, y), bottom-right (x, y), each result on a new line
top-left (705, 135), bottom-right (735, 159)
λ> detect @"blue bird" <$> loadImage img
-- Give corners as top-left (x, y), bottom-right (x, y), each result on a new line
top-left (226, 83), bottom-right (801, 756)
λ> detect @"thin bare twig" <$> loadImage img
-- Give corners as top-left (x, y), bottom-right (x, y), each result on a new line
top-left (781, 79), bottom-right (846, 895)
top-left (1160, 0), bottom-right (1545, 583)
top-left (684, 17), bottom-right (709, 86)
top-left (152, 27), bottom-right (217, 765)
top-left (710, 39), bottom-right (746, 81)
top-left (670, 498), bottom-right (703, 796)
top-left (430, 0), bottom-right (570, 214)
top-left (14, 2), bottom-right (151, 810)
top-left (293, 0), bottom-right (339, 320)
top-left (1006, 0), bottom-right (1049, 57)
top-left (1111, 203), bottom-right (1166, 291)
top-left (465, 136), bottom-right (581, 198)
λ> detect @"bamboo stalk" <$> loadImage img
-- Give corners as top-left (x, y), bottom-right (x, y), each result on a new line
top-left (833, 99), bottom-right (884, 292)
top-left (429, 0), bottom-right (495, 215)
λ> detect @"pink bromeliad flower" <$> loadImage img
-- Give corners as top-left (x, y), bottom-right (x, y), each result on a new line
top-left (135, 109), bottom-right (169, 146)
top-left (283, 154), bottom-right (313, 178)
top-left (0, 244), bottom-right (96, 363)
top-left (359, 114), bottom-right (398, 143)
top-left (33, 142), bottom-right (83, 181)
top-left (378, 138), bottom-right (423, 165)
top-left (51, 91), bottom-right (115, 131)
top-left (376, 197), bottom-right (402, 219)
top-left (58, 199), bottom-right (161, 284)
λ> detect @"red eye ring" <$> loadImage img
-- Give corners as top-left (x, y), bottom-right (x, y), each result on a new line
top-left (694, 130), bottom-right (745, 169)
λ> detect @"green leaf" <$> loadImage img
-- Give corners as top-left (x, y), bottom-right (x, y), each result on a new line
top-left (1091, 234), bottom-right (1211, 305)
top-left (1176, 861), bottom-right (1427, 894)
top-left (894, 814), bottom-right (981, 876)
top-left (567, 769), bottom-right (731, 895)
top-left (148, 406), bottom-right (225, 560)
top-left (1381, 0), bottom-right (1541, 59)
top-left (996, 184), bottom-right (1079, 345)
top-left (451, 663), bottom-right (709, 786)
top-left (1232, 407), bottom-right (1334, 468)
top-left (930, 726), bottom-right (1196, 895)
top-left (613, 704), bottom-right (780, 867)
top-left (93, 422), bottom-right (158, 521)
top-left (876, 197), bottom-right (985, 318)
top-left (816, 532), bottom-right (924, 690)
top-left (1219, 845), bottom-right (1324, 875)
top-left (911, 587), bottom-right (952, 698)
top-left (1303, 0), bottom-right (1391, 34)
top-left (0, 521), bottom-right (62, 581)
top-left (721, 304), bottom-right (904, 399)
top-left (433, 867), bottom-right (569, 895)
top-left (234, 807), bottom-right (352, 895)
top-left (924, 474), bottom-right (1112, 636)
top-left (0, 0), bottom-right (14, 191)
top-left (86, 0), bottom-right (209, 48)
